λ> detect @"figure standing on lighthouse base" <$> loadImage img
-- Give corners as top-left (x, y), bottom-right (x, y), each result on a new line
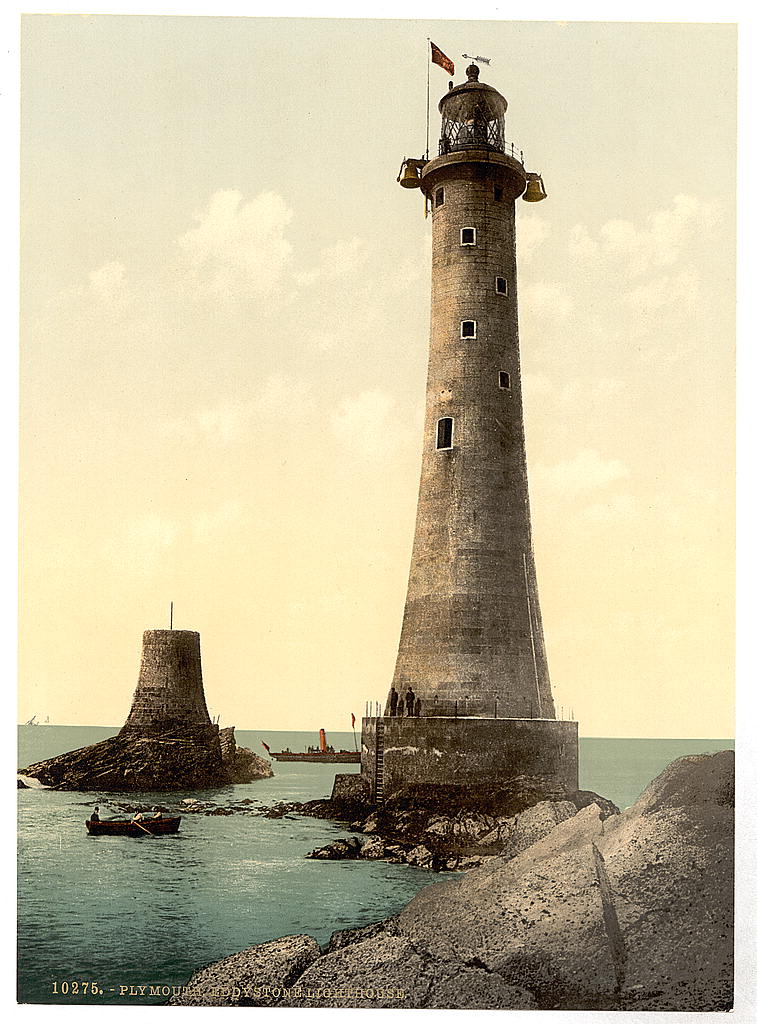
top-left (362, 61), bottom-right (578, 802)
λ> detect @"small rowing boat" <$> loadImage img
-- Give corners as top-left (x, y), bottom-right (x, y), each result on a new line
top-left (85, 816), bottom-right (181, 837)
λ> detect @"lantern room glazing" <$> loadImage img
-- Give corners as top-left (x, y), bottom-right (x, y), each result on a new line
top-left (438, 63), bottom-right (508, 156)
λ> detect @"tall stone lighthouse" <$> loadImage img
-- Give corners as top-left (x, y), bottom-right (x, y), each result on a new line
top-left (361, 62), bottom-right (578, 800)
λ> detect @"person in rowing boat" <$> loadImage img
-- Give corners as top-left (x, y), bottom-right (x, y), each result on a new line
top-left (91, 806), bottom-right (100, 822)
top-left (131, 810), bottom-right (144, 822)
top-left (151, 807), bottom-right (162, 819)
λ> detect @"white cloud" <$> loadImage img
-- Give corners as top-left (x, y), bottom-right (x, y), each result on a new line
top-left (532, 448), bottom-right (629, 498)
top-left (520, 281), bottom-right (574, 320)
top-left (167, 399), bottom-right (255, 446)
top-left (255, 375), bottom-right (312, 420)
top-left (296, 237), bottom-right (366, 287)
top-left (192, 500), bottom-right (247, 542)
top-left (559, 376), bottom-right (627, 407)
top-left (567, 224), bottom-right (598, 262)
top-left (583, 493), bottom-right (639, 522)
top-left (330, 388), bottom-right (404, 460)
top-left (165, 376), bottom-right (313, 447)
top-left (622, 267), bottom-right (700, 336)
top-left (127, 513), bottom-right (177, 551)
top-left (517, 215), bottom-right (552, 263)
top-left (102, 513), bottom-right (178, 575)
top-left (177, 190), bottom-right (293, 297)
top-left (569, 194), bottom-right (720, 277)
top-left (522, 372), bottom-right (554, 401)
top-left (88, 261), bottom-right (127, 303)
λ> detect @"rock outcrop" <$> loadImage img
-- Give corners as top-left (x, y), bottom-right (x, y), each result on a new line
top-left (18, 726), bottom-right (273, 792)
top-left (173, 751), bottom-right (734, 1010)
top-left (169, 935), bottom-right (322, 1007)
top-left (218, 727), bottom-right (273, 785)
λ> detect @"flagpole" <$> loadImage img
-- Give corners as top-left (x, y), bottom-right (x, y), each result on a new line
top-left (425, 38), bottom-right (430, 160)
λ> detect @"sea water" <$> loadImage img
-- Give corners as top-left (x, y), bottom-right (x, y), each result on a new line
top-left (17, 727), bottom-right (733, 1005)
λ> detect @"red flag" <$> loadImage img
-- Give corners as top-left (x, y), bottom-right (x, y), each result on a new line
top-left (261, 740), bottom-right (271, 753)
top-left (351, 713), bottom-right (356, 728)
top-left (430, 42), bottom-right (454, 77)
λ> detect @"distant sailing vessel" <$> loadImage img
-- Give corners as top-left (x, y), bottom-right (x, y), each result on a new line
top-left (263, 728), bottom-right (360, 764)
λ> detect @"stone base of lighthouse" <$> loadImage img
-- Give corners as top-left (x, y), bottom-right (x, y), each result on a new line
top-left (360, 717), bottom-right (578, 801)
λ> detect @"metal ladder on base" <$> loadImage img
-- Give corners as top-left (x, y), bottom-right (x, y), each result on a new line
top-left (374, 719), bottom-right (385, 805)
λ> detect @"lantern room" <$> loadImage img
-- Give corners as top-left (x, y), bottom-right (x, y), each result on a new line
top-left (438, 63), bottom-right (507, 155)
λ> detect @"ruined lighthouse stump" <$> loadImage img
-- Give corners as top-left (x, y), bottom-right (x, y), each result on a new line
top-left (19, 629), bottom-right (272, 791)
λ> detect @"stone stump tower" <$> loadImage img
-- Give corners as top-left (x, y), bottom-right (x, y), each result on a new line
top-left (360, 61), bottom-right (577, 800)
top-left (120, 630), bottom-right (215, 742)
top-left (19, 626), bottom-right (274, 790)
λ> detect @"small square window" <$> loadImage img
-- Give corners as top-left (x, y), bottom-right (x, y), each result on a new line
top-left (494, 185), bottom-right (503, 202)
top-left (496, 276), bottom-right (508, 295)
top-left (435, 188), bottom-right (444, 207)
top-left (436, 417), bottom-right (453, 450)
top-left (461, 320), bottom-right (477, 339)
top-left (499, 371), bottom-right (511, 390)
top-left (460, 227), bottom-right (476, 246)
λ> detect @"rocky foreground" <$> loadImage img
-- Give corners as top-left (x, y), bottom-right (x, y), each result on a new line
top-left (18, 725), bottom-right (272, 791)
top-left (170, 751), bottom-right (734, 1011)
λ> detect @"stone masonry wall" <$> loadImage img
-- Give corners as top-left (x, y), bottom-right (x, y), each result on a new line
top-left (362, 716), bottom-right (578, 799)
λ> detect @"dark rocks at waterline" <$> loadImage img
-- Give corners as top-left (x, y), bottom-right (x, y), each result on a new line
top-left (307, 796), bottom-right (607, 872)
top-left (17, 729), bottom-right (273, 792)
top-left (292, 773), bottom-right (621, 873)
top-left (307, 837), bottom-right (363, 861)
top-left (173, 751), bottom-right (733, 1011)
top-left (100, 796), bottom-right (264, 818)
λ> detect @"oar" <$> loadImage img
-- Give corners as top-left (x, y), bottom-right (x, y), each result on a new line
top-left (132, 819), bottom-right (154, 837)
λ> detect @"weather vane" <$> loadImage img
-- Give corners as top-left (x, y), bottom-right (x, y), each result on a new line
top-left (462, 53), bottom-right (491, 65)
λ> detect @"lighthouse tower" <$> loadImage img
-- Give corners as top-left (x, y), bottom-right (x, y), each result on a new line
top-left (391, 63), bottom-right (554, 721)
top-left (360, 61), bottom-right (577, 800)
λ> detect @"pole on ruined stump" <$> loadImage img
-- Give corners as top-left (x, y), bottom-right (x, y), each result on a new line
top-left (170, 601), bottom-right (173, 630)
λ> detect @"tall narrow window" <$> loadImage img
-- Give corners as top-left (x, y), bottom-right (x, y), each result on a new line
top-left (499, 371), bottom-right (511, 390)
top-left (461, 320), bottom-right (477, 339)
top-left (460, 227), bottom-right (476, 246)
top-left (496, 276), bottom-right (508, 295)
top-left (436, 417), bottom-right (453, 450)
top-left (493, 185), bottom-right (503, 202)
top-left (436, 188), bottom-right (445, 207)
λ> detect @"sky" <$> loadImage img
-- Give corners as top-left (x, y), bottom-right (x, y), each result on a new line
top-left (17, 15), bottom-right (736, 737)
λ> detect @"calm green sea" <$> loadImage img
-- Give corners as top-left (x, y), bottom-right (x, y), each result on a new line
top-left (17, 727), bottom-right (733, 1006)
